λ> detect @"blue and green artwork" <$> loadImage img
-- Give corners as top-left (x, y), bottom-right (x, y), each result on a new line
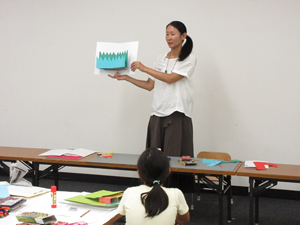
top-left (96, 51), bottom-right (128, 70)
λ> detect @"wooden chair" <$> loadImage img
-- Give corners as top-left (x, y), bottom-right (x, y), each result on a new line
top-left (197, 151), bottom-right (231, 161)
top-left (191, 151), bottom-right (232, 210)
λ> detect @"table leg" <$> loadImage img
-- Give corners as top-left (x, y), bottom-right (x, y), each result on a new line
top-left (53, 164), bottom-right (59, 189)
top-left (33, 162), bottom-right (39, 186)
top-left (249, 178), bottom-right (254, 225)
top-left (218, 175), bottom-right (224, 225)
top-left (255, 194), bottom-right (259, 224)
top-left (227, 175), bottom-right (232, 223)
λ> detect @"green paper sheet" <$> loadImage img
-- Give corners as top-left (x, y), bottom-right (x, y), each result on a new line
top-left (84, 190), bottom-right (123, 199)
top-left (65, 190), bottom-right (124, 207)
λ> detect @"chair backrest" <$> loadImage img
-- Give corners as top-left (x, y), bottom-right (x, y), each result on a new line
top-left (197, 151), bottom-right (231, 160)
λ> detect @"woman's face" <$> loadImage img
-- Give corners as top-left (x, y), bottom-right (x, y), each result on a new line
top-left (166, 25), bottom-right (186, 50)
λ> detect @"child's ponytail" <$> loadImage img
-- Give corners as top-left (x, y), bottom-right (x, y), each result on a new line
top-left (138, 148), bottom-right (170, 218)
top-left (141, 181), bottom-right (168, 218)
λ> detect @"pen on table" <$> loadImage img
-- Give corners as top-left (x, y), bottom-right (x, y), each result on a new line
top-left (80, 210), bottom-right (90, 217)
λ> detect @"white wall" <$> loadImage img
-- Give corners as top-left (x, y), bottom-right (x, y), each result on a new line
top-left (1, 0), bottom-right (300, 190)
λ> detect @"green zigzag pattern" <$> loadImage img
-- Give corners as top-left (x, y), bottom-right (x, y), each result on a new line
top-left (96, 51), bottom-right (128, 69)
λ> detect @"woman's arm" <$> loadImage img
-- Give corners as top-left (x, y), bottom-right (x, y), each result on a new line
top-left (108, 72), bottom-right (154, 91)
top-left (103, 213), bottom-right (124, 225)
top-left (131, 61), bottom-right (184, 84)
top-left (175, 211), bottom-right (190, 224)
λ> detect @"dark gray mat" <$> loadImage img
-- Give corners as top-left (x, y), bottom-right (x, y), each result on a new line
top-left (87, 154), bottom-right (239, 172)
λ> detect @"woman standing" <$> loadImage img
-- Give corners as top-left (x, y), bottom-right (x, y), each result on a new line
top-left (109, 21), bottom-right (197, 192)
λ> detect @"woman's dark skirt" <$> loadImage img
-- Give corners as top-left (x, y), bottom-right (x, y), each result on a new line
top-left (146, 111), bottom-right (195, 193)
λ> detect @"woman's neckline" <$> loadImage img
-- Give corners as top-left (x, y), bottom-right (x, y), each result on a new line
top-left (166, 52), bottom-right (179, 59)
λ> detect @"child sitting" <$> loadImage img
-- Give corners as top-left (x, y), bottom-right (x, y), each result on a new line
top-left (105, 147), bottom-right (190, 225)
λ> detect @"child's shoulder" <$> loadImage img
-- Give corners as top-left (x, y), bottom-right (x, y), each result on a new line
top-left (124, 185), bottom-right (151, 193)
top-left (162, 187), bottom-right (183, 195)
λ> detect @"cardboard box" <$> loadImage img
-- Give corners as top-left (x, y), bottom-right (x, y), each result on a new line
top-left (16, 212), bottom-right (57, 224)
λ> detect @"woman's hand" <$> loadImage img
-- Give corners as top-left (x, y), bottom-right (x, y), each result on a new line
top-left (108, 71), bottom-right (127, 81)
top-left (108, 70), bottom-right (155, 91)
top-left (131, 61), bottom-right (146, 72)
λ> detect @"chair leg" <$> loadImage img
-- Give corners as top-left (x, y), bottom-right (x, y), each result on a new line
top-left (197, 178), bottom-right (201, 201)
top-left (190, 193), bottom-right (194, 210)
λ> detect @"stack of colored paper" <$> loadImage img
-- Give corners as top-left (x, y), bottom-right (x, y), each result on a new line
top-left (65, 190), bottom-right (123, 207)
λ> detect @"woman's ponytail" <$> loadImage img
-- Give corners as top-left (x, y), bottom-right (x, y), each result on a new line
top-left (179, 35), bottom-right (193, 61)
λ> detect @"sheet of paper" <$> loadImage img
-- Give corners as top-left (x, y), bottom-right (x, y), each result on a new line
top-left (39, 149), bottom-right (69, 156)
top-left (8, 185), bottom-right (50, 197)
top-left (46, 155), bottom-right (83, 160)
top-left (65, 195), bottom-right (118, 207)
top-left (202, 159), bottom-right (222, 166)
top-left (84, 190), bottom-right (123, 199)
top-left (94, 41), bottom-right (139, 75)
top-left (39, 148), bottom-right (96, 157)
top-left (0, 183), bottom-right (10, 198)
top-left (97, 51), bottom-right (128, 70)
top-left (64, 148), bottom-right (96, 157)
top-left (0, 181), bottom-right (10, 185)
top-left (245, 160), bottom-right (269, 169)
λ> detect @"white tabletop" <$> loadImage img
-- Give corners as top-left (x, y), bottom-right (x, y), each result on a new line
top-left (2, 190), bottom-right (118, 225)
